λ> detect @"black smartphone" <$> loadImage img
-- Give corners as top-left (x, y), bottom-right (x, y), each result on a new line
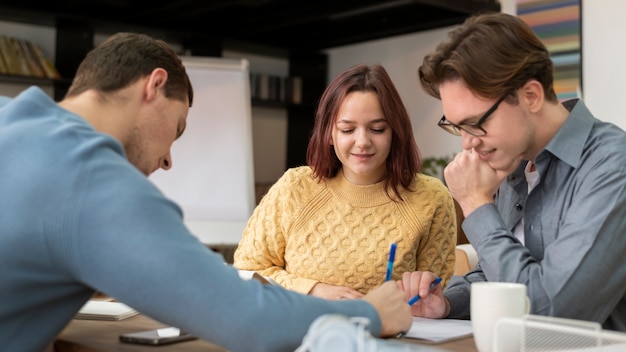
top-left (119, 327), bottom-right (196, 345)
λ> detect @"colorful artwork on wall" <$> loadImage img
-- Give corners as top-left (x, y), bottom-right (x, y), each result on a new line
top-left (517, 0), bottom-right (581, 100)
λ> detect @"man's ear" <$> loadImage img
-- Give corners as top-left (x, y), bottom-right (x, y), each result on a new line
top-left (520, 79), bottom-right (544, 113)
top-left (145, 68), bottom-right (168, 101)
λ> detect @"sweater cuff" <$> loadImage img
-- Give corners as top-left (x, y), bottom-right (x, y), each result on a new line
top-left (288, 277), bottom-right (319, 295)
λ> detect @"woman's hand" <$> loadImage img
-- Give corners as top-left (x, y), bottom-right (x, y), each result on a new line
top-left (309, 282), bottom-right (364, 300)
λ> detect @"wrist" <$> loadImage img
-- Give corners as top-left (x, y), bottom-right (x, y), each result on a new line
top-left (443, 296), bottom-right (451, 318)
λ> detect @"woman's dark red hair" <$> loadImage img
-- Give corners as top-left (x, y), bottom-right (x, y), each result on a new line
top-left (306, 64), bottom-right (421, 201)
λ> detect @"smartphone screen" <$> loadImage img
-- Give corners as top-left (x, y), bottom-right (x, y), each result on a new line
top-left (119, 327), bottom-right (196, 345)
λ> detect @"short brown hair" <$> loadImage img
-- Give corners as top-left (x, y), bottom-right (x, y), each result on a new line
top-left (419, 12), bottom-right (557, 104)
top-left (66, 32), bottom-right (193, 107)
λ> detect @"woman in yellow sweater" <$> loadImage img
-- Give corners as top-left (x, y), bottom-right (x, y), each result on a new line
top-left (234, 63), bottom-right (457, 304)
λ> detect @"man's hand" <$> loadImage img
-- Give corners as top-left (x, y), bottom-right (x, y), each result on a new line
top-left (398, 271), bottom-right (448, 318)
top-left (444, 149), bottom-right (519, 216)
top-left (362, 281), bottom-right (413, 337)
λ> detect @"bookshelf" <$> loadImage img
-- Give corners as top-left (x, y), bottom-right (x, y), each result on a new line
top-left (0, 13), bottom-right (326, 174)
top-left (249, 72), bottom-right (302, 107)
top-left (0, 36), bottom-right (59, 78)
top-left (0, 18), bottom-right (92, 101)
top-left (0, 32), bottom-right (66, 98)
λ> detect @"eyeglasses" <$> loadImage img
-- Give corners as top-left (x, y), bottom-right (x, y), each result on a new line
top-left (438, 95), bottom-right (507, 137)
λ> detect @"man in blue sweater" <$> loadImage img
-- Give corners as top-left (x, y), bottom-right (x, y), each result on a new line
top-left (0, 32), bottom-right (412, 351)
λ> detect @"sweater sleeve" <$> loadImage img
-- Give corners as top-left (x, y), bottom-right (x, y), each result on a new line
top-left (234, 167), bottom-right (318, 293)
top-left (411, 176), bottom-right (457, 287)
top-left (73, 164), bottom-right (382, 352)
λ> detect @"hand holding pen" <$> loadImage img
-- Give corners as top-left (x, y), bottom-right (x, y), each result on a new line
top-left (408, 277), bottom-right (441, 305)
top-left (394, 275), bottom-right (443, 339)
top-left (384, 244), bottom-right (442, 304)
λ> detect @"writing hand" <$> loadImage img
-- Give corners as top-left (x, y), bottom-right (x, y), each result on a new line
top-left (363, 281), bottom-right (412, 337)
top-left (398, 271), bottom-right (447, 318)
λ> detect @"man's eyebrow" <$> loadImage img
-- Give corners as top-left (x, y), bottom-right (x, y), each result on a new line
top-left (456, 109), bottom-right (486, 125)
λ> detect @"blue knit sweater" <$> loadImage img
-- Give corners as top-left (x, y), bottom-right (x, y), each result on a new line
top-left (0, 87), bottom-right (380, 351)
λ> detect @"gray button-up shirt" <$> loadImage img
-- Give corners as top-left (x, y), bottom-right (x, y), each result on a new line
top-left (445, 99), bottom-right (626, 331)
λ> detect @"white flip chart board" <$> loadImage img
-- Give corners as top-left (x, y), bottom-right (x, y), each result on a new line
top-left (149, 56), bottom-right (254, 244)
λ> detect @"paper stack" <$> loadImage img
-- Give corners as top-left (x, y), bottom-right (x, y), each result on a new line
top-left (75, 300), bottom-right (138, 321)
top-left (404, 317), bottom-right (473, 343)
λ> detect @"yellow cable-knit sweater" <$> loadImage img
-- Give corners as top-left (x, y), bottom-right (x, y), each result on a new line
top-left (234, 166), bottom-right (457, 294)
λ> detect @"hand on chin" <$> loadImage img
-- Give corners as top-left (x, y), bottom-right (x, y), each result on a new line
top-left (491, 156), bottom-right (522, 178)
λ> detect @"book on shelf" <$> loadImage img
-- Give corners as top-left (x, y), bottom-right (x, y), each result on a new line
top-left (0, 48), bottom-right (7, 74)
top-left (0, 36), bottom-right (21, 75)
top-left (10, 37), bottom-right (34, 76)
top-left (17, 38), bottom-right (45, 78)
top-left (0, 35), bottom-right (61, 79)
top-left (289, 76), bottom-right (302, 105)
top-left (28, 40), bottom-right (61, 79)
top-left (249, 72), bottom-right (302, 105)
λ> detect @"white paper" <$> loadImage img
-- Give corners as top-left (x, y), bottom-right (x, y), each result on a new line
top-left (76, 300), bottom-right (137, 320)
top-left (404, 317), bottom-right (473, 343)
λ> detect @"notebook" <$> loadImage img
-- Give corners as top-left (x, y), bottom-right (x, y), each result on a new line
top-left (404, 317), bottom-right (473, 343)
top-left (75, 300), bottom-right (138, 321)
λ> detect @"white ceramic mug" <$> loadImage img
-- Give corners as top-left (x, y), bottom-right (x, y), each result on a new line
top-left (470, 282), bottom-right (531, 352)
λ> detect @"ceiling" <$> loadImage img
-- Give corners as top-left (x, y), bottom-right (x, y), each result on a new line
top-left (0, 0), bottom-right (501, 54)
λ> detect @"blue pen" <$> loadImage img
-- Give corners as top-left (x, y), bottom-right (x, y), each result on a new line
top-left (408, 277), bottom-right (442, 305)
top-left (385, 243), bottom-right (397, 281)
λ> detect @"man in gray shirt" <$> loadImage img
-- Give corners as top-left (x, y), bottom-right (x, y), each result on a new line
top-left (399, 12), bottom-right (626, 331)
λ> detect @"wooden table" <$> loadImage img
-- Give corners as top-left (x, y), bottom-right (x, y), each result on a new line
top-left (56, 314), bottom-right (478, 352)
top-left (55, 315), bottom-right (226, 352)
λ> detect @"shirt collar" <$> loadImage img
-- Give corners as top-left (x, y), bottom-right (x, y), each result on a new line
top-left (538, 98), bottom-right (594, 169)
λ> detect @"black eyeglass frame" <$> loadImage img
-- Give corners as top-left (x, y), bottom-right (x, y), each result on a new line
top-left (438, 95), bottom-right (507, 137)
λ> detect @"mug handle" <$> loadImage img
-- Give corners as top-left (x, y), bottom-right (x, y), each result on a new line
top-left (524, 296), bottom-right (531, 314)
